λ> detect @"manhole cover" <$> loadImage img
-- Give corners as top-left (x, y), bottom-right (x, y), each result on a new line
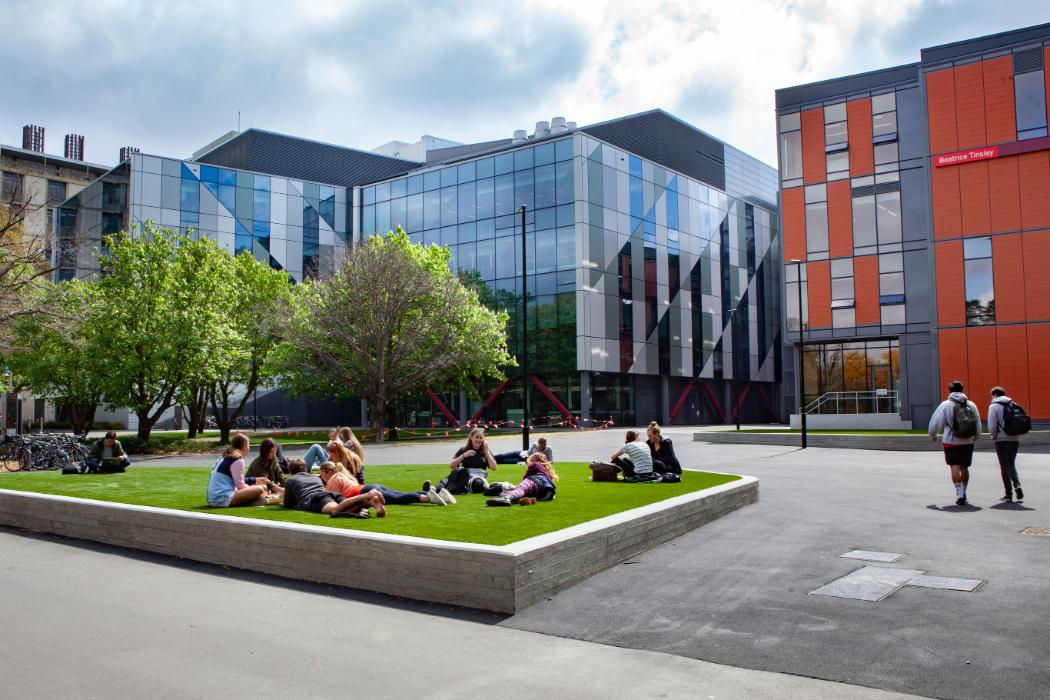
top-left (1021, 527), bottom-right (1050, 537)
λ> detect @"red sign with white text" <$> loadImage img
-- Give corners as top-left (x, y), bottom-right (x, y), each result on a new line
top-left (935, 145), bottom-right (999, 167)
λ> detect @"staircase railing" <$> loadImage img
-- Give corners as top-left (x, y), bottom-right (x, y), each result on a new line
top-left (803, 390), bottom-right (899, 415)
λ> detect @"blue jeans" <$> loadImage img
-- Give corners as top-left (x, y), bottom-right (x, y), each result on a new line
top-left (360, 484), bottom-right (423, 505)
top-left (303, 444), bottom-right (328, 470)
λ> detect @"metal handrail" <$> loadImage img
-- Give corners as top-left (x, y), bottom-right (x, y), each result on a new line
top-left (803, 390), bottom-right (899, 415)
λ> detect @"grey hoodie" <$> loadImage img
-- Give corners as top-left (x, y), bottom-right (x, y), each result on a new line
top-left (987, 395), bottom-right (1020, 443)
top-left (928, 392), bottom-right (982, 445)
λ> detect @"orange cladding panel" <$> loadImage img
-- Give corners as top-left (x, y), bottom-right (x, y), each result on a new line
top-left (938, 327), bottom-right (969, 396)
top-left (854, 255), bottom-right (880, 325)
top-left (801, 108), bottom-right (825, 184)
top-left (995, 325), bottom-right (1030, 411)
top-left (1022, 229), bottom-right (1050, 321)
top-left (931, 165), bottom-right (961, 239)
top-left (1018, 152), bottom-right (1050, 230)
top-left (1027, 324), bottom-right (1050, 418)
top-left (926, 68), bottom-right (958, 154)
top-left (781, 187), bottom-right (806, 262)
top-left (992, 234), bottom-right (1025, 323)
top-left (987, 157), bottom-right (1021, 233)
top-left (826, 180), bottom-right (853, 257)
top-left (807, 260), bottom-right (831, 329)
top-left (953, 63), bottom-right (986, 149)
top-left (966, 327), bottom-right (998, 418)
top-left (1046, 48), bottom-right (1050, 132)
top-left (847, 98), bottom-right (874, 176)
top-left (935, 240), bottom-right (965, 327)
top-left (958, 161), bottom-right (990, 235)
top-left (983, 56), bottom-right (1016, 144)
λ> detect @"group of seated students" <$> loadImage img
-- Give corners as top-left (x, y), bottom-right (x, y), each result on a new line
top-left (608, 422), bottom-right (683, 482)
top-left (206, 421), bottom-right (679, 516)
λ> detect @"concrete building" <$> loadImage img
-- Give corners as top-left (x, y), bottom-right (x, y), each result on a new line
top-left (776, 22), bottom-right (1050, 427)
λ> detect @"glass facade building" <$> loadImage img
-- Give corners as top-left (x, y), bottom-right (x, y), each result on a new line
top-left (56, 111), bottom-right (781, 427)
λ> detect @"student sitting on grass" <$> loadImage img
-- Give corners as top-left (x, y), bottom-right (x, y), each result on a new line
top-left (319, 461), bottom-right (454, 507)
top-left (206, 434), bottom-right (271, 507)
top-left (486, 452), bottom-right (558, 506)
top-left (302, 426), bottom-right (366, 477)
top-left (426, 428), bottom-right (498, 495)
top-left (610, 430), bottom-right (659, 482)
top-left (246, 438), bottom-right (286, 488)
top-left (85, 431), bottom-right (132, 473)
top-left (282, 458), bottom-right (381, 518)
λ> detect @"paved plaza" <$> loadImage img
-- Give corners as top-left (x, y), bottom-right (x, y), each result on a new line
top-left (2, 429), bottom-right (1047, 699)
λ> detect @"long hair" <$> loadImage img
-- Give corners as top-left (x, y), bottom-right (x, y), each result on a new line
top-left (527, 452), bottom-right (558, 481)
top-left (463, 428), bottom-right (487, 455)
top-left (259, 437), bottom-right (278, 461)
top-left (223, 433), bottom-right (248, 460)
top-left (326, 440), bottom-right (361, 478)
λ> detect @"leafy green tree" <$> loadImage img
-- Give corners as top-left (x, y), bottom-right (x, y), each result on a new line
top-left (8, 280), bottom-right (104, 434)
top-left (273, 230), bottom-right (513, 442)
top-left (0, 198), bottom-right (54, 352)
top-left (89, 224), bottom-right (235, 441)
top-left (209, 251), bottom-right (293, 444)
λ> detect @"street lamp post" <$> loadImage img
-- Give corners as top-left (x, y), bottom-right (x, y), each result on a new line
top-left (520, 205), bottom-right (530, 451)
top-left (790, 259), bottom-right (807, 449)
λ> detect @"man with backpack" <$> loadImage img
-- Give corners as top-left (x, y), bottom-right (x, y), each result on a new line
top-left (929, 381), bottom-right (982, 506)
top-left (988, 387), bottom-right (1028, 502)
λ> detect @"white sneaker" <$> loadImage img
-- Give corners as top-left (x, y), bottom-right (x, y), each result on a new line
top-left (427, 488), bottom-right (446, 506)
top-left (519, 450), bottom-right (528, 461)
top-left (437, 488), bottom-right (457, 505)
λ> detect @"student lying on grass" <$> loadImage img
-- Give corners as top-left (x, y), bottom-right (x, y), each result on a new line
top-left (486, 452), bottom-right (558, 506)
top-left (319, 461), bottom-right (455, 507)
top-left (281, 458), bottom-right (383, 518)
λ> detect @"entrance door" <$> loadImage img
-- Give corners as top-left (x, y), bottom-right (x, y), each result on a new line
top-left (870, 365), bottom-right (893, 413)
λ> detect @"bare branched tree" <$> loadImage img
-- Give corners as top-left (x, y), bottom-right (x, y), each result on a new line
top-left (0, 196), bottom-right (61, 351)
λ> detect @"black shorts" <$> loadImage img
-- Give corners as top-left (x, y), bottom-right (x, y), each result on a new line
top-left (943, 444), bottom-right (974, 468)
top-left (304, 492), bottom-right (344, 513)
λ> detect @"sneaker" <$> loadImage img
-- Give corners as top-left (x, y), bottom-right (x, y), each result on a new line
top-left (421, 479), bottom-right (432, 493)
top-left (427, 488), bottom-right (446, 506)
top-left (1015, 487), bottom-right (1024, 502)
top-left (955, 497), bottom-right (967, 506)
top-left (487, 497), bottom-right (512, 507)
top-left (437, 487), bottom-right (457, 505)
top-left (1000, 494), bottom-right (1013, 502)
top-left (519, 450), bottom-right (528, 461)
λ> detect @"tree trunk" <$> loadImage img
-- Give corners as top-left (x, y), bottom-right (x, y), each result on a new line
top-left (369, 396), bottom-right (386, 444)
top-left (136, 410), bottom-right (155, 442)
top-left (185, 384), bottom-right (208, 439)
top-left (68, 401), bottom-right (97, 435)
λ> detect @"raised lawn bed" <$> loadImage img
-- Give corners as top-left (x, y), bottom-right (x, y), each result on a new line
top-left (0, 463), bottom-right (737, 546)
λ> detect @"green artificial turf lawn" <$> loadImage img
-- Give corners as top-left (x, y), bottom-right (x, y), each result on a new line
top-left (0, 463), bottom-right (738, 546)
top-left (725, 428), bottom-right (928, 435)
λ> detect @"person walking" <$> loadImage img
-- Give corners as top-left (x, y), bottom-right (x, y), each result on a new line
top-left (988, 387), bottom-right (1025, 502)
top-left (928, 381), bottom-right (982, 506)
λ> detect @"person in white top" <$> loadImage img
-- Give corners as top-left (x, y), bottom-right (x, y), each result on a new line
top-left (928, 380), bottom-right (982, 506)
top-left (610, 430), bottom-right (655, 481)
top-left (987, 387), bottom-right (1024, 502)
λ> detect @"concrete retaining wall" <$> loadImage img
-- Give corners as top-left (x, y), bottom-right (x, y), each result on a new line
top-left (695, 431), bottom-right (1050, 451)
top-left (0, 476), bottom-right (757, 613)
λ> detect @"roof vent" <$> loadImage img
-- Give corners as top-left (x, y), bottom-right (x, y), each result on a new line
top-left (566, 121), bottom-right (577, 130)
top-left (534, 121), bottom-right (550, 138)
top-left (550, 117), bottom-right (568, 134)
top-left (512, 129), bottom-right (528, 144)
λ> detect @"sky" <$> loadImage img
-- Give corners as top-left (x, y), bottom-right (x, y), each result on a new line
top-left (2, 0), bottom-right (1048, 169)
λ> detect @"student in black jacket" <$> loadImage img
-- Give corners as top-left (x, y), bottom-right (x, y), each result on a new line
top-left (645, 422), bottom-right (682, 475)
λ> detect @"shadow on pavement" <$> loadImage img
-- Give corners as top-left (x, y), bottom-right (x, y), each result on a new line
top-left (926, 504), bottom-right (984, 513)
top-left (989, 501), bottom-right (1035, 511)
top-left (1, 525), bottom-right (509, 624)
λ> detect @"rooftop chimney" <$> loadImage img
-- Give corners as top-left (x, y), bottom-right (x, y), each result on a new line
top-left (22, 124), bottom-right (45, 152)
top-left (119, 146), bottom-right (140, 162)
top-left (64, 133), bottom-right (85, 161)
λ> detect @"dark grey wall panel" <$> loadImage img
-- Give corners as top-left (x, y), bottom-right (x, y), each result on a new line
top-left (900, 167), bottom-right (931, 243)
top-left (904, 249), bottom-right (933, 325)
top-left (896, 86), bottom-right (928, 160)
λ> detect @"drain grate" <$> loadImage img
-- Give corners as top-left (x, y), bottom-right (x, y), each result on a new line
top-left (1021, 527), bottom-right (1050, 537)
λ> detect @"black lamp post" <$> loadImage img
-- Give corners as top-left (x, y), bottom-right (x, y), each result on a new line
top-left (521, 205), bottom-right (530, 451)
top-left (790, 259), bottom-right (807, 448)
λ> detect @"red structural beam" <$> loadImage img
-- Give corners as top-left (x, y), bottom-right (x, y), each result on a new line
top-left (731, 384), bottom-right (752, 419)
top-left (529, 375), bottom-right (576, 427)
top-left (700, 381), bottom-right (726, 423)
top-left (668, 379), bottom-right (696, 425)
top-left (470, 379), bottom-right (509, 423)
top-left (756, 384), bottom-right (777, 419)
top-left (426, 387), bottom-right (460, 427)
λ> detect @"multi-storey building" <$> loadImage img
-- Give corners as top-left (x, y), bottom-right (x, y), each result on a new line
top-left (56, 110), bottom-right (780, 429)
top-left (776, 22), bottom-right (1050, 426)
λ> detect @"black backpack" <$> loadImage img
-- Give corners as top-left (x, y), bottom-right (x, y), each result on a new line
top-left (1002, 401), bottom-right (1032, 436)
top-left (951, 399), bottom-right (978, 439)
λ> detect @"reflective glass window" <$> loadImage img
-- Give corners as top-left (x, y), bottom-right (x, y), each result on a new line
top-left (441, 167), bottom-right (457, 188)
top-left (254, 174), bottom-right (270, 191)
top-left (458, 181), bottom-right (476, 223)
top-left (406, 193), bottom-right (423, 232)
top-left (1015, 70), bottom-right (1048, 137)
top-left (780, 131), bottom-right (802, 181)
top-left (458, 221), bottom-right (476, 243)
top-left (495, 153), bottom-right (514, 175)
top-left (495, 173), bottom-right (515, 216)
top-left (555, 138), bottom-right (574, 161)
top-left (871, 92), bottom-right (896, 114)
top-left (965, 260), bottom-right (995, 325)
top-left (825, 121), bottom-right (847, 146)
top-left (375, 182), bottom-right (390, 202)
top-left (557, 226), bottom-right (575, 270)
top-left (476, 157), bottom-right (494, 179)
top-left (477, 218), bottom-right (495, 239)
top-left (779, 113), bottom-right (801, 132)
top-left (824, 103), bottom-right (846, 123)
top-left (424, 171), bottom-right (440, 191)
top-left (390, 178), bottom-right (407, 199)
top-left (535, 228), bottom-right (557, 273)
top-left (514, 148), bottom-right (534, 171)
top-left (873, 111), bottom-right (897, 137)
top-left (514, 169), bottom-right (534, 211)
top-left (963, 237), bottom-right (992, 259)
top-left (407, 175), bottom-right (423, 195)
top-left (875, 191), bottom-right (901, 243)
top-left (440, 186), bottom-right (457, 227)
top-left (424, 189), bottom-right (441, 229)
top-left (496, 236), bottom-right (516, 277)
top-left (476, 238), bottom-right (495, 279)
top-left (536, 206), bottom-right (556, 230)
top-left (389, 197), bottom-right (406, 231)
top-left (556, 203), bottom-right (574, 227)
top-left (534, 142), bottom-right (556, 166)
top-left (375, 200), bottom-right (390, 234)
top-left (805, 202), bottom-right (828, 254)
top-left (217, 169), bottom-right (236, 186)
top-left (458, 161), bottom-right (476, 183)
top-left (181, 179), bottom-right (200, 212)
top-left (874, 142), bottom-right (898, 165)
top-left (555, 161), bottom-right (574, 204)
top-left (535, 164), bottom-right (556, 209)
top-left (826, 151), bottom-right (849, 174)
top-left (476, 177), bottom-right (495, 219)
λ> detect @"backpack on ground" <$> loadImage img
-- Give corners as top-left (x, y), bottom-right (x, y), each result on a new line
top-left (951, 399), bottom-right (978, 439)
top-left (1002, 401), bottom-right (1032, 436)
